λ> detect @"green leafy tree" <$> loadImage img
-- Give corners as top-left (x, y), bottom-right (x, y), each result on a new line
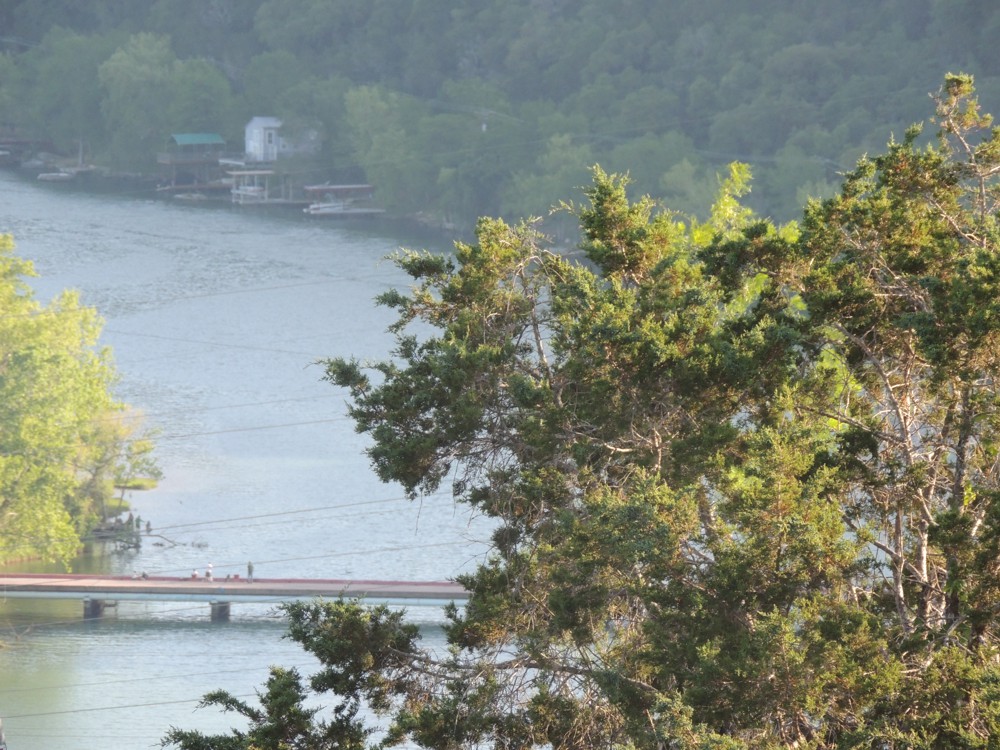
top-left (658, 157), bottom-right (718, 219)
top-left (166, 77), bottom-right (1000, 749)
top-left (15, 27), bottom-right (122, 158)
top-left (501, 133), bottom-right (595, 240)
top-left (601, 131), bottom-right (697, 203)
top-left (0, 235), bottom-right (157, 565)
top-left (0, 54), bottom-right (22, 127)
top-left (146, 0), bottom-right (260, 63)
top-left (240, 50), bottom-right (310, 117)
top-left (97, 32), bottom-right (236, 169)
top-left (343, 85), bottom-right (434, 217)
top-left (277, 74), bottom-right (356, 183)
top-left (98, 32), bottom-right (177, 171)
top-left (416, 81), bottom-right (531, 229)
top-left (167, 57), bottom-right (236, 137)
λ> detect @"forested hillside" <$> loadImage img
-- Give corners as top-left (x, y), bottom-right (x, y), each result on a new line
top-left (0, 0), bottom-right (995, 231)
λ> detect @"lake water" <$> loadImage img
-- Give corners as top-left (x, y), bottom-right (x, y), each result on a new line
top-left (0, 173), bottom-right (491, 749)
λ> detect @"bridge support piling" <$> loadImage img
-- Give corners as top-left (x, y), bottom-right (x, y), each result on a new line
top-left (83, 598), bottom-right (105, 619)
top-left (210, 601), bottom-right (231, 622)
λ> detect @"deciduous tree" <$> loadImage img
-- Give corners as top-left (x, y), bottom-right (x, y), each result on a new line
top-left (98, 32), bottom-right (177, 171)
top-left (0, 235), bottom-right (157, 564)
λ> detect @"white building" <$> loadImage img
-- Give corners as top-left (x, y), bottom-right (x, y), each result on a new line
top-left (244, 116), bottom-right (284, 162)
top-left (244, 117), bottom-right (320, 163)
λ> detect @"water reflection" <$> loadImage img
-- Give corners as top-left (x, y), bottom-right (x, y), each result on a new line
top-left (0, 173), bottom-right (482, 749)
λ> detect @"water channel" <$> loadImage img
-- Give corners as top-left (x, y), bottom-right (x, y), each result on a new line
top-left (0, 172), bottom-right (492, 749)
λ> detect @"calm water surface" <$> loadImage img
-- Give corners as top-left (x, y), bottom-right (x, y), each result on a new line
top-left (0, 173), bottom-right (488, 749)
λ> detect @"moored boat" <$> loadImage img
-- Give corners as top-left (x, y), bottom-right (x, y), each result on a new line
top-left (302, 183), bottom-right (383, 217)
top-left (304, 201), bottom-right (385, 216)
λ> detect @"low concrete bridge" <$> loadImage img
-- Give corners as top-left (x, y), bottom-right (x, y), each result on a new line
top-left (0, 573), bottom-right (469, 621)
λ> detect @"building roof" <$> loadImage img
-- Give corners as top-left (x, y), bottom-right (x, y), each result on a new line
top-left (170, 133), bottom-right (226, 146)
top-left (246, 117), bottom-right (282, 129)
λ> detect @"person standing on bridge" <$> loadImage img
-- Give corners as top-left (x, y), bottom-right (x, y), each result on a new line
top-left (247, 561), bottom-right (254, 583)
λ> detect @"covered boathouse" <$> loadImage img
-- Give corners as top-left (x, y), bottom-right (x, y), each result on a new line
top-left (157, 132), bottom-right (227, 190)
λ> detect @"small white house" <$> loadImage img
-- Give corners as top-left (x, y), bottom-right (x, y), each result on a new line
top-left (244, 117), bottom-right (320, 163)
top-left (244, 116), bottom-right (284, 162)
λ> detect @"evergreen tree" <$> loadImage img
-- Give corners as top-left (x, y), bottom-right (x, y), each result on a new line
top-left (164, 77), bottom-right (1000, 750)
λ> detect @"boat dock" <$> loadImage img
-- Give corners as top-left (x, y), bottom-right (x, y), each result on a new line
top-left (0, 573), bottom-right (468, 621)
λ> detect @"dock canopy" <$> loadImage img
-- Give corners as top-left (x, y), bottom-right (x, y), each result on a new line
top-left (158, 133), bottom-right (228, 185)
top-left (170, 133), bottom-right (225, 147)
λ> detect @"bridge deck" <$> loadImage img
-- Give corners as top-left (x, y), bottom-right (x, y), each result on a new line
top-left (0, 573), bottom-right (468, 608)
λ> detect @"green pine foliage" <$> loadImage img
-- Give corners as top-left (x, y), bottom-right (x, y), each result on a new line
top-left (165, 78), bottom-right (1000, 748)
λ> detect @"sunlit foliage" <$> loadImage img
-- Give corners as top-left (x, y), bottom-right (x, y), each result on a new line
top-left (0, 235), bottom-right (157, 565)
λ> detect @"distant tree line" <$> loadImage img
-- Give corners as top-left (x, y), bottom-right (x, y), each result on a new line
top-left (0, 0), bottom-right (997, 232)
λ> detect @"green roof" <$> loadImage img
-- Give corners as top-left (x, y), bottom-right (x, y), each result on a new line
top-left (170, 133), bottom-right (225, 146)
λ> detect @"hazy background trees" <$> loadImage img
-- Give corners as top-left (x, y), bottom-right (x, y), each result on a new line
top-left (1, 0), bottom-right (996, 231)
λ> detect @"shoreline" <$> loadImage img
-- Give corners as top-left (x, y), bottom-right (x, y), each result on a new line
top-left (3, 164), bottom-right (469, 241)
